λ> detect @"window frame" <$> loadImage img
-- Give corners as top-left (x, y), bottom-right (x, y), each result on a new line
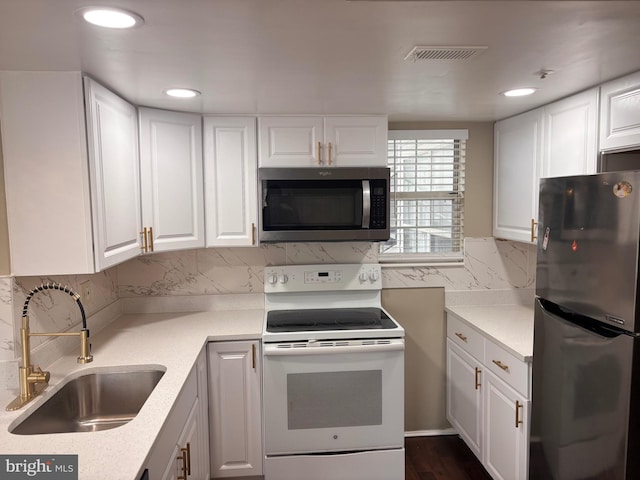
top-left (379, 129), bottom-right (467, 265)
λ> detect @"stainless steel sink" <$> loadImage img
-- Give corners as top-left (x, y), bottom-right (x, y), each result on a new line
top-left (10, 368), bottom-right (165, 435)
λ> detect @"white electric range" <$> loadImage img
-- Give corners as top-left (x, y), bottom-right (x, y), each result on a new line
top-left (262, 264), bottom-right (405, 480)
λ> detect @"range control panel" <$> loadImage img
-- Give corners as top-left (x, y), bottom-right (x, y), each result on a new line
top-left (264, 264), bottom-right (382, 293)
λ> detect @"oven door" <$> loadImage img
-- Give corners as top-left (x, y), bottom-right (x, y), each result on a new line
top-left (263, 339), bottom-right (404, 455)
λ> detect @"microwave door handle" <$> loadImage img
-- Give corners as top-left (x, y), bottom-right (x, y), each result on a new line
top-left (362, 180), bottom-right (371, 229)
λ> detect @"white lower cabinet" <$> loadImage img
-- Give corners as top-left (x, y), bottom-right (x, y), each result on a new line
top-left (446, 313), bottom-right (531, 480)
top-left (484, 370), bottom-right (529, 480)
top-left (146, 350), bottom-right (210, 480)
top-left (446, 340), bottom-right (482, 458)
top-left (207, 340), bottom-right (263, 478)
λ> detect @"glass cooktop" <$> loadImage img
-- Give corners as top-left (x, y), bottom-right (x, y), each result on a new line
top-left (266, 307), bottom-right (399, 332)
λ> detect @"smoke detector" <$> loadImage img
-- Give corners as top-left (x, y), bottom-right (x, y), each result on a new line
top-left (404, 46), bottom-right (488, 62)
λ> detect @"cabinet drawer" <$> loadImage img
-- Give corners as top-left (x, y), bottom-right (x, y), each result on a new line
top-left (447, 314), bottom-right (484, 361)
top-left (485, 339), bottom-right (529, 397)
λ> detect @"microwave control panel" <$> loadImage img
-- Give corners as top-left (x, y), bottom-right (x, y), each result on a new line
top-left (370, 180), bottom-right (387, 229)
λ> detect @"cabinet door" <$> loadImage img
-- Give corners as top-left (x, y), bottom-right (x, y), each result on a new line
top-left (324, 116), bottom-right (388, 167)
top-left (139, 108), bottom-right (205, 252)
top-left (600, 71), bottom-right (640, 151)
top-left (159, 399), bottom-right (200, 480)
top-left (258, 116), bottom-right (323, 167)
top-left (484, 371), bottom-right (529, 480)
top-left (204, 117), bottom-right (258, 246)
top-left (493, 108), bottom-right (543, 243)
top-left (542, 88), bottom-right (598, 177)
top-left (446, 339), bottom-right (482, 458)
top-left (0, 71), bottom-right (95, 275)
top-left (84, 77), bottom-right (142, 270)
top-left (208, 341), bottom-right (262, 477)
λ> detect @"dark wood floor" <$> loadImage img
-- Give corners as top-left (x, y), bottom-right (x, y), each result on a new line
top-left (405, 435), bottom-right (493, 480)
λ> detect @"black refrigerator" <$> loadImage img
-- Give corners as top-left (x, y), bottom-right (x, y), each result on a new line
top-left (530, 171), bottom-right (640, 479)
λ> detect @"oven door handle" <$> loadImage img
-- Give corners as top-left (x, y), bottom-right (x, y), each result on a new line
top-left (362, 180), bottom-right (371, 229)
top-left (263, 341), bottom-right (404, 356)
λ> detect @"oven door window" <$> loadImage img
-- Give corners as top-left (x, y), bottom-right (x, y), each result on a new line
top-left (263, 345), bottom-right (404, 455)
top-left (288, 370), bottom-right (382, 429)
top-left (262, 180), bottom-right (363, 230)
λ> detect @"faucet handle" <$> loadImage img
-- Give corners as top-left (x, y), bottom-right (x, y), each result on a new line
top-left (30, 365), bottom-right (50, 383)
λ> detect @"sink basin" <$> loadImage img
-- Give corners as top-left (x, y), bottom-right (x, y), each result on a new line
top-left (10, 368), bottom-right (165, 435)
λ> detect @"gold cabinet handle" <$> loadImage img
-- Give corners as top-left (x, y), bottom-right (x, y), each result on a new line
top-left (317, 141), bottom-right (322, 165)
top-left (328, 142), bottom-right (332, 165)
top-left (140, 227), bottom-right (148, 253)
top-left (531, 218), bottom-right (538, 243)
top-left (252, 343), bottom-right (256, 369)
top-left (455, 332), bottom-right (468, 343)
top-left (148, 226), bottom-right (154, 252)
top-left (474, 367), bottom-right (481, 390)
top-left (251, 222), bottom-right (255, 245)
top-left (177, 445), bottom-right (188, 479)
top-left (492, 359), bottom-right (510, 372)
top-left (516, 400), bottom-right (523, 428)
top-left (185, 442), bottom-right (191, 476)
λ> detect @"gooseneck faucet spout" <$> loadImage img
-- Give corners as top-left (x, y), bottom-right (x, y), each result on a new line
top-left (6, 282), bottom-right (93, 411)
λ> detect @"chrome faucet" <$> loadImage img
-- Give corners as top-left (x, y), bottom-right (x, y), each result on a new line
top-left (6, 282), bottom-right (93, 411)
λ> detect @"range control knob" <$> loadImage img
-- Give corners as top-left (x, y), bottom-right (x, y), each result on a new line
top-left (278, 274), bottom-right (289, 284)
top-left (267, 273), bottom-right (278, 285)
top-left (369, 270), bottom-right (380, 282)
top-left (358, 272), bottom-right (368, 282)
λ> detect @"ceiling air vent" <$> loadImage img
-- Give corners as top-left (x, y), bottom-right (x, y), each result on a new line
top-left (404, 46), bottom-right (487, 62)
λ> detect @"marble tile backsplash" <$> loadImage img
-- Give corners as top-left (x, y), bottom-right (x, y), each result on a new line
top-left (118, 238), bottom-right (536, 296)
top-left (1, 237), bottom-right (536, 393)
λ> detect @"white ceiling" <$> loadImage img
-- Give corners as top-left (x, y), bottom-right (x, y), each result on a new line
top-left (1, 0), bottom-right (640, 122)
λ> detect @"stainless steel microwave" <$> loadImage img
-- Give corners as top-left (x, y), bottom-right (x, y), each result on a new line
top-left (258, 167), bottom-right (390, 242)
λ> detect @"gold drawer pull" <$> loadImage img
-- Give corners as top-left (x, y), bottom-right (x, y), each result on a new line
top-left (455, 332), bottom-right (468, 343)
top-left (317, 141), bottom-right (322, 165)
top-left (531, 218), bottom-right (538, 243)
top-left (474, 367), bottom-right (481, 390)
top-left (516, 400), bottom-right (523, 428)
top-left (492, 359), bottom-right (510, 372)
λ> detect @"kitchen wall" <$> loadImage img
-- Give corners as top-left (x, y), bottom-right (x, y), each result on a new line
top-left (0, 119), bottom-right (535, 431)
top-left (0, 129), bottom-right (10, 275)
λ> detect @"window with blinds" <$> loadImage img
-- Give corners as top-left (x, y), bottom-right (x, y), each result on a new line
top-left (380, 130), bottom-right (467, 262)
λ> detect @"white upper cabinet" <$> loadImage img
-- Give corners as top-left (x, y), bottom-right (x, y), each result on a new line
top-left (258, 115), bottom-right (387, 167)
top-left (323, 116), bottom-right (388, 166)
top-left (494, 89), bottom-right (600, 244)
top-left (139, 108), bottom-right (205, 252)
top-left (204, 117), bottom-right (258, 247)
top-left (600, 71), bottom-right (640, 152)
top-left (542, 88), bottom-right (599, 177)
top-left (493, 108), bottom-right (543, 244)
top-left (0, 71), bottom-right (142, 275)
top-left (84, 77), bottom-right (142, 271)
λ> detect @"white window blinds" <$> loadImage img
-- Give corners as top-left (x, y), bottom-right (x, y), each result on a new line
top-left (380, 130), bottom-right (467, 262)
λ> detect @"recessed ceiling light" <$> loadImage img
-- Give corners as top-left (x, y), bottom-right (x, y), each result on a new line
top-left (502, 88), bottom-right (538, 97)
top-left (165, 88), bottom-right (201, 98)
top-left (78, 7), bottom-right (144, 29)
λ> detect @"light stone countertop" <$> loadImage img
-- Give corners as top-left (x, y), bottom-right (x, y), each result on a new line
top-left (0, 309), bottom-right (264, 480)
top-left (445, 304), bottom-right (534, 362)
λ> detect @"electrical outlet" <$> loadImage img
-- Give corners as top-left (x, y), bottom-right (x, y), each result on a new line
top-left (80, 281), bottom-right (91, 303)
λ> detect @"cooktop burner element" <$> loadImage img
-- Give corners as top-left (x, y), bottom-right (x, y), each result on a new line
top-left (266, 307), bottom-right (399, 332)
